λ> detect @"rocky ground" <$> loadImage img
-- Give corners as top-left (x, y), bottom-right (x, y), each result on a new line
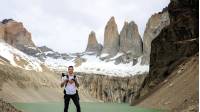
top-left (136, 54), bottom-right (199, 112)
top-left (0, 99), bottom-right (23, 112)
top-left (0, 60), bottom-right (63, 103)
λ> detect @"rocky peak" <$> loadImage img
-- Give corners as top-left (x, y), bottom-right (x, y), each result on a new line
top-left (1, 19), bottom-right (14, 24)
top-left (85, 31), bottom-right (102, 56)
top-left (100, 16), bottom-right (120, 59)
top-left (37, 46), bottom-right (73, 60)
top-left (119, 21), bottom-right (143, 58)
top-left (0, 19), bottom-right (45, 60)
top-left (38, 46), bottom-right (53, 52)
top-left (2, 20), bottom-right (35, 47)
top-left (141, 11), bottom-right (170, 65)
top-left (87, 31), bottom-right (98, 46)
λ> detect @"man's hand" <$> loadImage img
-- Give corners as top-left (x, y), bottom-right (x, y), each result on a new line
top-left (61, 79), bottom-right (69, 87)
top-left (68, 80), bottom-right (75, 84)
top-left (65, 79), bottom-right (69, 83)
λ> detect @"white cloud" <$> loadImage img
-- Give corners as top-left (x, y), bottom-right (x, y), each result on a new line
top-left (0, 0), bottom-right (170, 53)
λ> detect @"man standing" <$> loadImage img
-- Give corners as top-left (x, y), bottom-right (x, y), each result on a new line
top-left (61, 66), bottom-right (81, 112)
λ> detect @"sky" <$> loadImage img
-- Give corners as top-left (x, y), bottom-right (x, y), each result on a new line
top-left (0, 0), bottom-right (170, 53)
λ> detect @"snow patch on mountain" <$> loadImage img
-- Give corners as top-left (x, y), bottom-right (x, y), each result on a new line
top-left (76, 54), bottom-right (149, 76)
top-left (44, 57), bottom-right (74, 70)
top-left (0, 41), bottom-right (149, 76)
top-left (45, 52), bottom-right (149, 76)
top-left (110, 52), bottom-right (123, 60)
top-left (0, 42), bottom-right (43, 71)
top-left (100, 53), bottom-right (109, 58)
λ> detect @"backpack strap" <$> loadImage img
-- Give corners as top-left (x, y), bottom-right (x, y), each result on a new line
top-left (66, 75), bottom-right (69, 79)
top-left (62, 74), bottom-right (77, 95)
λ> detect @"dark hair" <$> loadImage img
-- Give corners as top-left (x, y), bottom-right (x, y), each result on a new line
top-left (68, 66), bottom-right (74, 69)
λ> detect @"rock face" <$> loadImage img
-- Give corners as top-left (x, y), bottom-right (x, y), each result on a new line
top-left (133, 0), bottom-right (199, 104)
top-left (119, 21), bottom-right (143, 58)
top-left (115, 21), bottom-right (143, 65)
top-left (0, 19), bottom-right (45, 59)
top-left (85, 17), bottom-right (144, 66)
top-left (2, 19), bottom-right (35, 48)
top-left (0, 19), bottom-right (13, 41)
top-left (78, 72), bottom-right (146, 103)
top-left (85, 31), bottom-right (103, 56)
top-left (95, 17), bottom-right (143, 65)
top-left (100, 17), bottom-right (119, 59)
top-left (0, 23), bottom-right (5, 41)
top-left (141, 11), bottom-right (170, 65)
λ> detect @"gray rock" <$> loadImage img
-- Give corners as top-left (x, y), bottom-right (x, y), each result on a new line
top-left (141, 11), bottom-right (170, 65)
top-left (100, 16), bottom-right (119, 59)
top-left (119, 21), bottom-right (143, 58)
top-left (38, 46), bottom-right (73, 60)
top-left (85, 31), bottom-right (103, 56)
top-left (132, 58), bottom-right (138, 66)
top-left (114, 53), bottom-right (135, 65)
top-left (38, 46), bottom-right (53, 52)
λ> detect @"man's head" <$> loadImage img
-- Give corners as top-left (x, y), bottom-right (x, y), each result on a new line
top-left (68, 66), bottom-right (74, 75)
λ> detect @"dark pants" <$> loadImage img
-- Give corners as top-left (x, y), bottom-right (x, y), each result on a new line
top-left (64, 93), bottom-right (81, 112)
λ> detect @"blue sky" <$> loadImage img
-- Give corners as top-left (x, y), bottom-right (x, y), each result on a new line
top-left (0, 0), bottom-right (170, 53)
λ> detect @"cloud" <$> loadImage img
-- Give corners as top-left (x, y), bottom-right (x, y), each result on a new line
top-left (0, 0), bottom-right (170, 53)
